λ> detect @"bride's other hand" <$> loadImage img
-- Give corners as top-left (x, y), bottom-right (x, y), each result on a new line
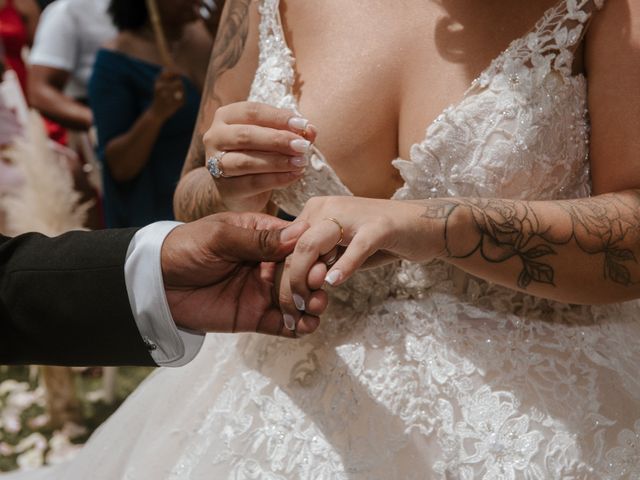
top-left (283, 196), bottom-right (447, 310)
top-left (203, 101), bottom-right (318, 212)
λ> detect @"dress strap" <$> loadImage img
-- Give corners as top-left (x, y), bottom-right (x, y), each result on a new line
top-left (255, 0), bottom-right (297, 106)
top-left (474, 0), bottom-right (607, 85)
top-left (528, 0), bottom-right (606, 73)
top-left (257, 0), bottom-right (288, 53)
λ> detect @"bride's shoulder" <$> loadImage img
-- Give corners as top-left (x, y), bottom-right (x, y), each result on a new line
top-left (585, 0), bottom-right (640, 79)
top-left (585, 0), bottom-right (640, 195)
top-left (206, 0), bottom-right (261, 104)
top-left (588, 0), bottom-right (640, 43)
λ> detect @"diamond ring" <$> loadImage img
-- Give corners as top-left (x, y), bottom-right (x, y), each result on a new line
top-left (207, 151), bottom-right (228, 179)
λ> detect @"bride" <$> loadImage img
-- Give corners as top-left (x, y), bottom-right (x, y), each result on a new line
top-left (10, 0), bottom-right (640, 477)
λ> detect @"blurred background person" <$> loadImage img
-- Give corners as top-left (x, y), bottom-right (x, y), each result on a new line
top-left (26, 0), bottom-right (115, 229)
top-left (0, 0), bottom-right (68, 147)
top-left (89, 0), bottom-right (211, 228)
top-left (27, 0), bottom-right (114, 134)
top-left (35, 0), bottom-right (52, 11)
top-left (0, 0), bottom-right (39, 94)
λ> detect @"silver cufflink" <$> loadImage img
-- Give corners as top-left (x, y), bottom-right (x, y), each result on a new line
top-left (143, 337), bottom-right (158, 351)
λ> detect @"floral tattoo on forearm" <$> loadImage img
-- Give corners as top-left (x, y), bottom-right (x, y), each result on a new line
top-left (422, 191), bottom-right (640, 289)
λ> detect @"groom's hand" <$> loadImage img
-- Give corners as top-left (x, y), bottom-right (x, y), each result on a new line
top-left (160, 212), bottom-right (327, 337)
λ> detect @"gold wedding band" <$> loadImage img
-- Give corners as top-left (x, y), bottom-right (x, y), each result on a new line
top-left (324, 217), bottom-right (344, 246)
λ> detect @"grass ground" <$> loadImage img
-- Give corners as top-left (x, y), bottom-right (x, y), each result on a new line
top-left (0, 365), bottom-right (152, 472)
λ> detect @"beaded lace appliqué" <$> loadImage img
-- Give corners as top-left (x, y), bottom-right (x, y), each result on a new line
top-left (207, 0), bottom-right (640, 478)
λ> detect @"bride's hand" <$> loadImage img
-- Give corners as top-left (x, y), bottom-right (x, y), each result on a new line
top-left (203, 101), bottom-right (317, 212)
top-left (282, 196), bottom-right (447, 311)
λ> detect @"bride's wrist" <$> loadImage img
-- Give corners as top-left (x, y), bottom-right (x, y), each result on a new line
top-left (417, 198), bottom-right (481, 261)
top-left (391, 200), bottom-right (445, 262)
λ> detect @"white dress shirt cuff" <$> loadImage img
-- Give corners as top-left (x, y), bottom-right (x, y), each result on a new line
top-left (124, 222), bottom-right (205, 367)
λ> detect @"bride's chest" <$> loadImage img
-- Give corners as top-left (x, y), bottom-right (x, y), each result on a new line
top-left (283, 0), bottom-right (562, 164)
top-left (255, 0), bottom-right (593, 206)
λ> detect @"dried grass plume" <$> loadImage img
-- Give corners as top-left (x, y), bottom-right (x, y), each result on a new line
top-left (1, 111), bottom-right (91, 236)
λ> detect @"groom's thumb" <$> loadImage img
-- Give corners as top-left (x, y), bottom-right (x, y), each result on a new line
top-left (215, 221), bottom-right (309, 263)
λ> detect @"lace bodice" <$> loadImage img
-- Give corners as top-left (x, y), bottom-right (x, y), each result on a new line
top-left (242, 1), bottom-right (640, 478)
top-left (249, 0), bottom-right (602, 312)
top-left (22, 2), bottom-right (640, 479)
top-left (249, 0), bottom-right (600, 213)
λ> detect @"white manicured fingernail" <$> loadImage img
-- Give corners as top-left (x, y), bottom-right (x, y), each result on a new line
top-left (288, 117), bottom-right (309, 130)
top-left (283, 314), bottom-right (296, 330)
top-left (290, 139), bottom-right (311, 153)
top-left (291, 156), bottom-right (308, 167)
top-left (293, 294), bottom-right (305, 311)
top-left (325, 270), bottom-right (342, 286)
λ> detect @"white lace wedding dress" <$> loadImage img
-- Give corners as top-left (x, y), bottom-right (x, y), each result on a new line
top-left (8, 0), bottom-right (640, 478)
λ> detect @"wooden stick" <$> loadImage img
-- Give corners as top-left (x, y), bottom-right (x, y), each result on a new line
top-left (145, 0), bottom-right (173, 68)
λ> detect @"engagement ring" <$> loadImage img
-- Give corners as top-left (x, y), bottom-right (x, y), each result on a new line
top-left (207, 151), bottom-right (228, 179)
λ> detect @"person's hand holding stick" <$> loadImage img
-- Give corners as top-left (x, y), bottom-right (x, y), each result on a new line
top-left (145, 0), bottom-right (173, 67)
top-left (145, 0), bottom-right (185, 107)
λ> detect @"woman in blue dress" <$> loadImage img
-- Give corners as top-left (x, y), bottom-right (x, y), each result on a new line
top-left (89, 0), bottom-right (211, 227)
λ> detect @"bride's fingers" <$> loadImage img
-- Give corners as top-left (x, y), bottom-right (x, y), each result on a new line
top-left (305, 289), bottom-right (328, 316)
top-left (213, 151), bottom-right (308, 177)
top-left (324, 227), bottom-right (387, 287)
top-left (319, 246), bottom-right (340, 267)
top-left (219, 102), bottom-right (318, 142)
top-left (296, 315), bottom-right (320, 337)
top-left (221, 102), bottom-right (297, 130)
top-left (255, 309), bottom-right (320, 338)
top-left (217, 124), bottom-right (312, 156)
top-left (307, 262), bottom-right (328, 290)
top-left (288, 220), bottom-right (344, 310)
top-left (278, 257), bottom-right (302, 332)
top-left (279, 257), bottom-right (328, 333)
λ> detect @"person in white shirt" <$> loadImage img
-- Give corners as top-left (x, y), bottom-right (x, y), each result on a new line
top-left (27, 0), bottom-right (116, 131)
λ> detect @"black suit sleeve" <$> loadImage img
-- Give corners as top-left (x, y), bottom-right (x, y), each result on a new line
top-left (0, 228), bottom-right (156, 366)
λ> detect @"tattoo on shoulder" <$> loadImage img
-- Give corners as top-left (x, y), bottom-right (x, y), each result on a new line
top-left (209, 0), bottom-right (252, 87)
top-left (200, 0), bottom-right (252, 106)
top-left (423, 192), bottom-right (640, 290)
top-left (186, 0), bottom-right (253, 171)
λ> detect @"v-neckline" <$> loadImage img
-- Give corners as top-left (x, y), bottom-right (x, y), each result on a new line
top-left (270, 0), bottom-right (574, 198)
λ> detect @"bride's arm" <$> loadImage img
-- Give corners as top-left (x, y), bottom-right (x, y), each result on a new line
top-left (283, 192), bottom-right (640, 307)
top-left (438, 0), bottom-right (640, 305)
top-left (417, 192), bottom-right (640, 304)
top-left (281, 0), bottom-right (640, 311)
top-left (173, 0), bottom-right (314, 220)
top-left (173, 0), bottom-right (259, 221)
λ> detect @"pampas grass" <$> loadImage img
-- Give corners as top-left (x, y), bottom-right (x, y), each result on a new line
top-left (0, 110), bottom-right (92, 429)
top-left (1, 111), bottom-right (91, 237)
